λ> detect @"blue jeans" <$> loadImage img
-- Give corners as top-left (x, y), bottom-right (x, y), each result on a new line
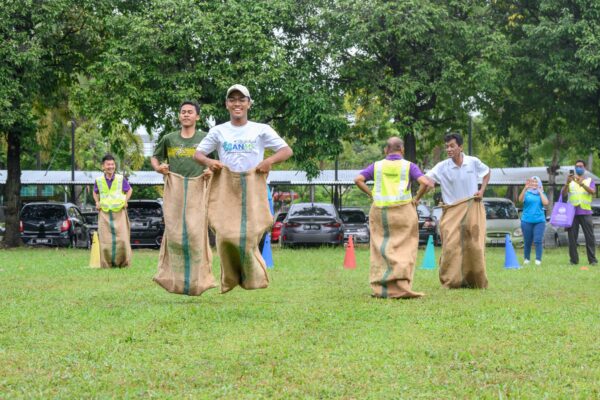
top-left (521, 221), bottom-right (545, 261)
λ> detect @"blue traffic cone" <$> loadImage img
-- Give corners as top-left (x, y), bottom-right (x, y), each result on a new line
top-left (262, 233), bottom-right (274, 269)
top-left (504, 234), bottom-right (520, 269)
top-left (420, 235), bottom-right (437, 270)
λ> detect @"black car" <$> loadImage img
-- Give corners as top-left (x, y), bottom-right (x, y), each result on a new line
top-left (82, 211), bottom-right (98, 234)
top-left (127, 200), bottom-right (164, 248)
top-left (339, 208), bottom-right (370, 243)
top-left (280, 203), bottom-right (344, 247)
top-left (20, 202), bottom-right (91, 248)
top-left (417, 204), bottom-right (439, 245)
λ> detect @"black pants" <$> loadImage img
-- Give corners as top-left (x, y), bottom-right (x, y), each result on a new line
top-left (567, 214), bottom-right (597, 264)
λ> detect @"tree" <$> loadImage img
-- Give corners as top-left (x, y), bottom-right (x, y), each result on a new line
top-left (0, 0), bottom-right (141, 247)
top-left (76, 0), bottom-right (348, 179)
top-left (326, 0), bottom-right (511, 163)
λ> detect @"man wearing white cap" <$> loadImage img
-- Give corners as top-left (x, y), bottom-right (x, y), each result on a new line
top-left (194, 84), bottom-right (293, 172)
top-left (193, 84), bottom-right (292, 293)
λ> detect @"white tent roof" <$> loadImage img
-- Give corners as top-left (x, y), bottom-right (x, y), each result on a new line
top-left (0, 166), bottom-right (598, 186)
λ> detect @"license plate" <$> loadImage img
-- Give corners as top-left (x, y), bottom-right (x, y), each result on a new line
top-left (303, 224), bottom-right (320, 230)
top-left (34, 238), bottom-right (50, 244)
top-left (132, 222), bottom-right (145, 228)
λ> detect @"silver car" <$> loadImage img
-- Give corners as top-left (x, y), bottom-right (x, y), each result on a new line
top-left (432, 199), bottom-right (523, 246)
top-left (280, 203), bottom-right (344, 247)
top-left (340, 208), bottom-right (369, 244)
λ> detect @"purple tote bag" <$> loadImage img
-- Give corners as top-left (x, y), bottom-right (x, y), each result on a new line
top-left (550, 193), bottom-right (575, 228)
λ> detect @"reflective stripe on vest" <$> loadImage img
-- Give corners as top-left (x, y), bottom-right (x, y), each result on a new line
top-left (97, 174), bottom-right (126, 212)
top-left (372, 159), bottom-right (412, 207)
top-left (569, 178), bottom-right (592, 210)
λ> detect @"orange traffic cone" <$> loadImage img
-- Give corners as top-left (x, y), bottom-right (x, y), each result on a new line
top-left (344, 235), bottom-right (356, 269)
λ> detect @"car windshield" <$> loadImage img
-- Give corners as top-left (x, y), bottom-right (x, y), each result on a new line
top-left (484, 201), bottom-right (518, 220)
top-left (276, 213), bottom-right (287, 222)
top-left (128, 203), bottom-right (162, 218)
top-left (417, 205), bottom-right (431, 218)
top-left (21, 205), bottom-right (65, 220)
top-left (340, 211), bottom-right (366, 223)
top-left (83, 213), bottom-right (98, 224)
top-left (290, 205), bottom-right (335, 217)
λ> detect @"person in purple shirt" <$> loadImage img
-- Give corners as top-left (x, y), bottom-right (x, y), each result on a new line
top-left (92, 154), bottom-right (132, 210)
top-left (354, 137), bottom-right (433, 299)
top-left (561, 159), bottom-right (597, 265)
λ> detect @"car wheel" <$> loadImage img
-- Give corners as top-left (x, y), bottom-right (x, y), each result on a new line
top-left (155, 235), bottom-right (163, 249)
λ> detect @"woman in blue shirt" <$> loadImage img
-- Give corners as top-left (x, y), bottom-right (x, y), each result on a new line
top-left (518, 176), bottom-right (549, 265)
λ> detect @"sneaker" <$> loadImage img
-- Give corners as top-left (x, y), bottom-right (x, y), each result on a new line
top-left (523, 259), bottom-right (530, 265)
top-left (535, 260), bottom-right (541, 266)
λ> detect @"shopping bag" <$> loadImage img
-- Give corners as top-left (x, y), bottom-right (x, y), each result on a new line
top-left (550, 193), bottom-right (575, 228)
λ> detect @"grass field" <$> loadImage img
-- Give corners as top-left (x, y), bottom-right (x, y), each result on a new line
top-left (1, 245), bottom-right (600, 399)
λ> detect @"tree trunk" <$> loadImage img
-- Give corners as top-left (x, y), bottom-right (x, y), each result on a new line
top-left (547, 132), bottom-right (562, 208)
top-left (3, 129), bottom-right (22, 247)
top-left (403, 131), bottom-right (416, 163)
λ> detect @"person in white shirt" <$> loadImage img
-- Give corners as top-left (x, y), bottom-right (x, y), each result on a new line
top-left (194, 84), bottom-right (293, 172)
top-left (425, 133), bottom-right (491, 289)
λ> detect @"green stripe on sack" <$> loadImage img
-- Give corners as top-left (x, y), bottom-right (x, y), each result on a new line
top-left (109, 210), bottom-right (117, 266)
top-left (182, 177), bottom-right (191, 295)
top-left (239, 173), bottom-right (248, 283)
top-left (379, 208), bottom-right (392, 298)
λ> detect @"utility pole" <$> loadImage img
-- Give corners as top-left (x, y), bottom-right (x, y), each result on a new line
top-left (70, 119), bottom-right (76, 204)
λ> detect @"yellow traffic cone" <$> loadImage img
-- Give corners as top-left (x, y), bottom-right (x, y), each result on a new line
top-left (89, 232), bottom-right (101, 268)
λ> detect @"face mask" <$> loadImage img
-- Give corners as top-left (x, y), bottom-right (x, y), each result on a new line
top-left (575, 167), bottom-right (585, 176)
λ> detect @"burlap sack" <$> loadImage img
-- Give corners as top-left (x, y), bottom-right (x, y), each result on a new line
top-left (439, 197), bottom-right (488, 288)
top-left (368, 202), bottom-right (419, 298)
top-left (98, 209), bottom-right (131, 268)
top-left (207, 167), bottom-right (272, 293)
top-left (153, 172), bottom-right (216, 296)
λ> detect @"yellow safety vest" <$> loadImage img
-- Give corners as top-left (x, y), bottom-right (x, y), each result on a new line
top-left (372, 159), bottom-right (413, 207)
top-left (569, 177), bottom-right (592, 211)
top-left (96, 174), bottom-right (126, 212)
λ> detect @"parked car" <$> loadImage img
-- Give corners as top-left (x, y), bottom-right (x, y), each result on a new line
top-left (432, 199), bottom-right (524, 246)
top-left (483, 197), bottom-right (523, 246)
top-left (82, 211), bottom-right (98, 237)
top-left (280, 203), bottom-right (344, 247)
top-left (544, 198), bottom-right (600, 248)
top-left (339, 207), bottom-right (370, 244)
top-left (417, 204), bottom-right (439, 245)
top-left (271, 212), bottom-right (287, 242)
top-left (20, 202), bottom-right (91, 248)
top-left (127, 200), bottom-right (164, 248)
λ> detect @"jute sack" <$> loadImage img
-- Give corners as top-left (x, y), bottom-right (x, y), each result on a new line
top-left (98, 209), bottom-right (131, 268)
top-left (368, 202), bottom-right (419, 297)
top-left (207, 167), bottom-right (272, 293)
top-left (153, 172), bottom-right (216, 296)
top-left (438, 197), bottom-right (488, 288)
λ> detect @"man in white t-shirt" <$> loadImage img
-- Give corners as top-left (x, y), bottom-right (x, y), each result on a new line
top-left (425, 133), bottom-right (490, 289)
top-left (194, 84), bottom-right (293, 172)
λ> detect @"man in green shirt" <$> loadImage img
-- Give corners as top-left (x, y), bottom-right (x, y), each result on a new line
top-left (152, 101), bottom-right (216, 296)
top-left (151, 101), bottom-right (206, 177)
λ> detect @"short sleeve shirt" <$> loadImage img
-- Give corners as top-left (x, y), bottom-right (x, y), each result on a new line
top-left (426, 154), bottom-right (490, 205)
top-left (196, 121), bottom-right (288, 173)
top-left (93, 174), bottom-right (131, 194)
top-left (359, 154), bottom-right (424, 183)
top-left (153, 131), bottom-right (206, 177)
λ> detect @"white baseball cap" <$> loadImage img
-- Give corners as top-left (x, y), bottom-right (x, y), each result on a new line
top-left (226, 84), bottom-right (251, 99)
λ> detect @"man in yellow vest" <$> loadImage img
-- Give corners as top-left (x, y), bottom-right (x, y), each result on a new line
top-left (92, 154), bottom-right (133, 268)
top-left (354, 137), bottom-right (433, 299)
top-left (561, 159), bottom-right (597, 266)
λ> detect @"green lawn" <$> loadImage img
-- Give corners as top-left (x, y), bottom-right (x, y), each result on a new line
top-left (1, 245), bottom-right (599, 399)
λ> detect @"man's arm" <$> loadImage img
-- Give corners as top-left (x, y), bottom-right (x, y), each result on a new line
top-left (255, 146), bottom-right (293, 173)
top-left (151, 156), bottom-right (169, 175)
top-left (354, 174), bottom-right (372, 199)
top-left (475, 170), bottom-right (491, 199)
top-left (93, 191), bottom-right (100, 211)
top-left (124, 188), bottom-right (133, 208)
top-left (194, 151), bottom-right (224, 171)
top-left (574, 176), bottom-right (595, 194)
top-left (413, 176), bottom-right (434, 203)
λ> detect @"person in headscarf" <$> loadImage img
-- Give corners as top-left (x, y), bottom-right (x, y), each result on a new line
top-left (518, 176), bottom-right (549, 265)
